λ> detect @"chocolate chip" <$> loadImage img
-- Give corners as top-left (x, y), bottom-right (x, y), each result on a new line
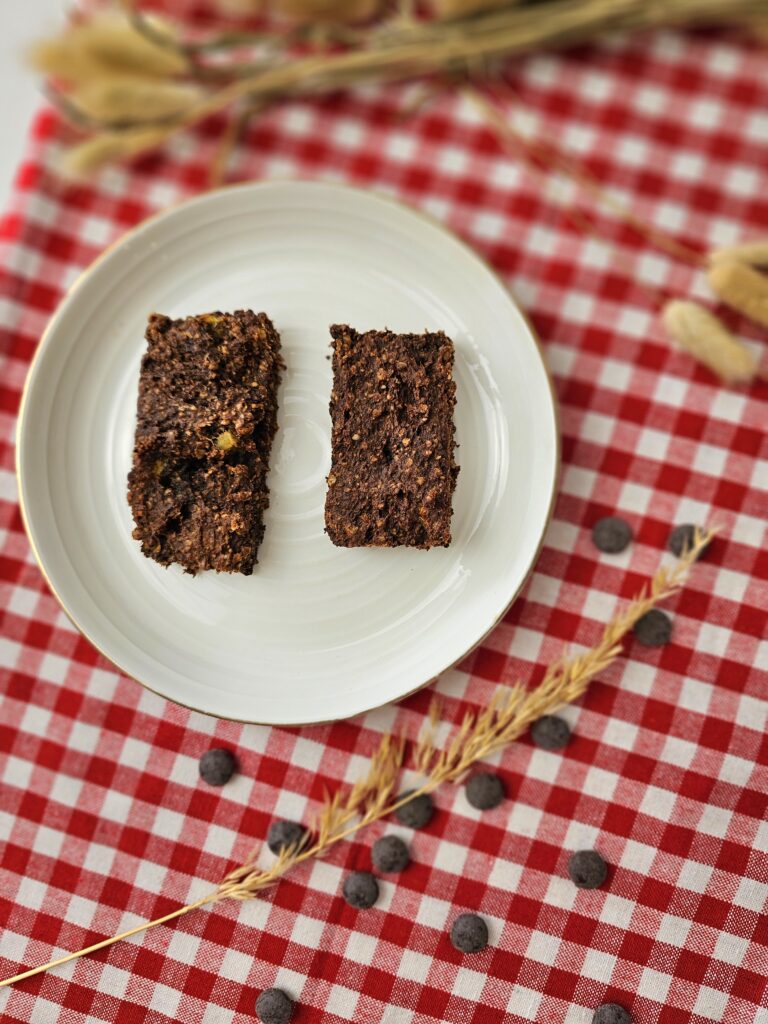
top-left (256, 988), bottom-right (294, 1024)
top-left (372, 835), bottom-right (410, 873)
top-left (531, 715), bottom-right (571, 750)
top-left (450, 913), bottom-right (489, 953)
top-left (267, 820), bottom-right (305, 856)
top-left (592, 1003), bottom-right (632, 1024)
top-left (343, 870), bottom-right (379, 909)
top-left (568, 849), bottom-right (608, 889)
top-left (465, 772), bottom-right (505, 810)
top-left (395, 790), bottom-right (434, 829)
top-left (668, 523), bottom-right (707, 560)
top-left (592, 516), bottom-right (633, 554)
top-left (198, 748), bottom-right (237, 787)
top-left (633, 609), bottom-right (673, 647)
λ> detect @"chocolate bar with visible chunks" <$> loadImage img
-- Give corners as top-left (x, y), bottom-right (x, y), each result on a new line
top-left (325, 325), bottom-right (458, 548)
top-left (128, 310), bottom-right (283, 574)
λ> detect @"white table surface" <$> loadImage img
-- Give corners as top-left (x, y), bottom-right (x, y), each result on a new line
top-left (0, 0), bottom-right (62, 204)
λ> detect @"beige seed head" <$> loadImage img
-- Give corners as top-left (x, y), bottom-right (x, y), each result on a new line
top-left (661, 300), bottom-right (757, 385)
top-left (69, 78), bottom-right (200, 124)
top-left (29, 13), bottom-right (187, 82)
top-left (707, 259), bottom-right (768, 331)
top-left (708, 239), bottom-right (768, 268)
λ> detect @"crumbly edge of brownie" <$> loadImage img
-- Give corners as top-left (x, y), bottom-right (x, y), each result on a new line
top-left (127, 311), bottom-right (283, 575)
top-left (132, 310), bottom-right (279, 460)
top-left (324, 324), bottom-right (458, 549)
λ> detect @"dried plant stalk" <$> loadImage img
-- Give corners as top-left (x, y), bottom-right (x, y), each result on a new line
top-left (59, 127), bottom-right (175, 178)
top-left (709, 240), bottom-right (768, 268)
top-left (276, 0), bottom-right (384, 22)
top-left (208, 101), bottom-right (262, 186)
top-left (745, 17), bottom-right (768, 41)
top-left (708, 259), bottom-right (768, 330)
top-left (413, 697), bottom-right (442, 775)
top-left (0, 528), bottom-right (717, 990)
top-left (465, 88), bottom-right (706, 270)
top-left (214, 0), bottom-right (268, 12)
top-left (68, 78), bottom-right (201, 124)
top-left (661, 300), bottom-right (758, 384)
top-left (431, 0), bottom-right (525, 22)
top-left (215, 0), bottom-right (378, 14)
top-left (34, 0), bottom-right (768, 172)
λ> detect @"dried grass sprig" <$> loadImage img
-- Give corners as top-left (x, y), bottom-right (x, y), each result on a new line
top-left (413, 696), bottom-right (442, 774)
top-left (0, 526), bottom-right (717, 990)
top-left (465, 88), bottom-right (707, 270)
top-left (59, 127), bottom-right (178, 178)
top-left (66, 78), bottom-right (202, 126)
top-left (415, 525), bottom-right (717, 782)
top-left (208, 100), bottom-right (263, 186)
top-left (33, 0), bottom-right (766, 172)
top-left (465, 90), bottom-right (765, 385)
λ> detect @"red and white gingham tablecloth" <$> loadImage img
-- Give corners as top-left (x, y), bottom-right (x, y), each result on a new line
top-left (0, 13), bottom-right (767, 1024)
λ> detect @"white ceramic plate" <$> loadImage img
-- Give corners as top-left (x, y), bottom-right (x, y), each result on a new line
top-left (17, 182), bottom-right (558, 725)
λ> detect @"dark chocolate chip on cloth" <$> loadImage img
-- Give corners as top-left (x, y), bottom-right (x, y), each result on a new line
top-left (372, 835), bottom-right (410, 873)
top-left (450, 913), bottom-right (489, 953)
top-left (633, 609), bottom-right (673, 647)
top-left (267, 820), bottom-right (306, 855)
top-left (198, 748), bottom-right (237, 787)
top-left (668, 523), bottom-right (708, 559)
top-left (343, 871), bottom-right (379, 909)
top-left (465, 772), bottom-right (505, 810)
top-left (592, 516), bottom-right (633, 553)
top-left (395, 790), bottom-right (435, 829)
top-left (531, 715), bottom-right (571, 750)
top-left (593, 1003), bottom-right (632, 1024)
top-left (568, 850), bottom-right (608, 889)
top-left (256, 988), bottom-right (294, 1024)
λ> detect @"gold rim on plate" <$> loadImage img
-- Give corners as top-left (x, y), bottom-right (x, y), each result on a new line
top-left (15, 180), bottom-right (561, 726)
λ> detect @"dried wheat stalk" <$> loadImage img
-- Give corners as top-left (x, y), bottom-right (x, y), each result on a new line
top-left (30, 0), bottom-right (765, 174)
top-left (68, 78), bottom-right (202, 124)
top-left (465, 88), bottom-right (707, 269)
top-left (0, 527), bottom-right (716, 989)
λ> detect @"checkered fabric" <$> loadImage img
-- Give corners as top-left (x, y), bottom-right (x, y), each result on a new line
top-left (1, 16), bottom-right (768, 1024)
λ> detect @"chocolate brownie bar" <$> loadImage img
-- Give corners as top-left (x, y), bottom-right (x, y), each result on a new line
top-left (127, 310), bottom-right (283, 574)
top-left (325, 325), bottom-right (458, 548)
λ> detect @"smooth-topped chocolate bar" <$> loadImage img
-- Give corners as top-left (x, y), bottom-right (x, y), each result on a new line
top-left (325, 325), bottom-right (458, 548)
top-left (128, 310), bottom-right (283, 574)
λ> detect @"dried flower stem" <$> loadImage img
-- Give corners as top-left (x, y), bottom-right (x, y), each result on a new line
top-left (0, 893), bottom-right (220, 989)
top-left (466, 88), bottom-right (706, 269)
top-left (208, 101), bottom-right (263, 187)
top-left (35, 0), bottom-right (767, 172)
top-left (463, 92), bottom-right (765, 385)
top-left (0, 527), bottom-right (717, 989)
